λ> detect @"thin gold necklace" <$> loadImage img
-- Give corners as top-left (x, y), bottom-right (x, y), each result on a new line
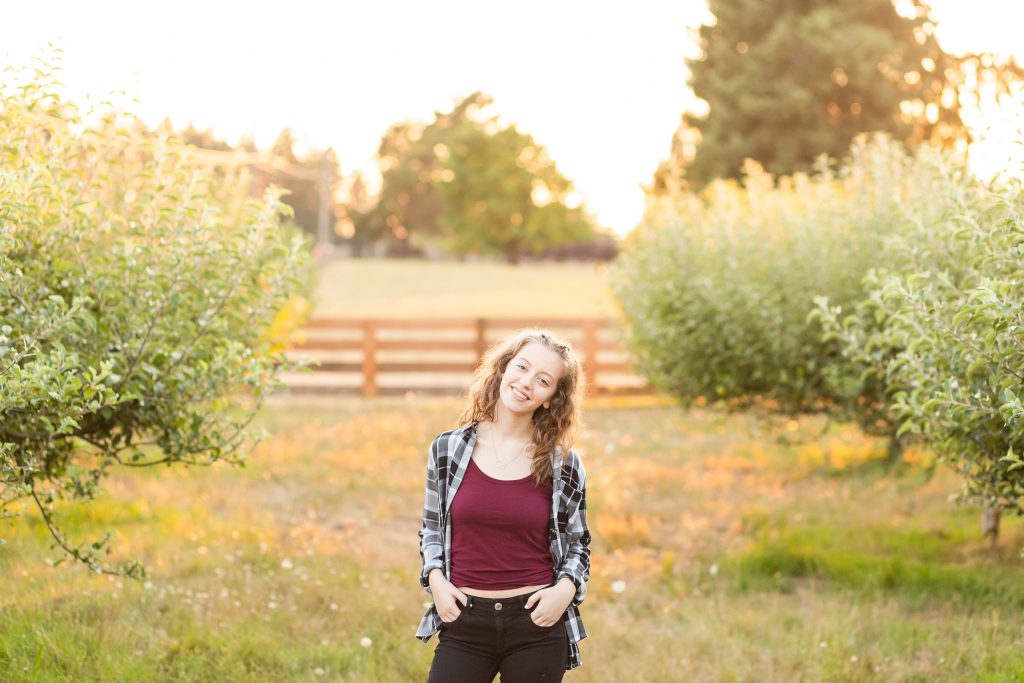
top-left (487, 424), bottom-right (529, 470)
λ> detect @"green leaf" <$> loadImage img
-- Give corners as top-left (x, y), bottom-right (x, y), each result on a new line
top-left (966, 358), bottom-right (988, 382)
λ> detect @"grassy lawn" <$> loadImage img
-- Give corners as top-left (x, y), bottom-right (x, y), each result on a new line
top-left (310, 258), bottom-right (617, 318)
top-left (2, 397), bottom-right (1023, 681)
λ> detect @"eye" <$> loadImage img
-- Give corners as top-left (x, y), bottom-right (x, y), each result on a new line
top-left (539, 379), bottom-right (549, 387)
top-left (516, 363), bottom-right (526, 370)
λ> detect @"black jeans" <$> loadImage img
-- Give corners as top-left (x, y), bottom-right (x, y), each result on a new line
top-left (427, 587), bottom-right (568, 682)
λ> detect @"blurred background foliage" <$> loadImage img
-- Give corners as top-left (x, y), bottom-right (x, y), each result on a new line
top-left (0, 59), bottom-right (314, 575)
top-left (611, 0), bottom-right (1024, 546)
top-left (178, 94), bottom-right (610, 264)
top-left (651, 0), bottom-right (1023, 193)
top-left (357, 92), bottom-right (597, 262)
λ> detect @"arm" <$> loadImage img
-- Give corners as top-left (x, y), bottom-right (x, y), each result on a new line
top-left (418, 437), bottom-right (467, 621)
top-left (528, 462), bottom-right (593, 626)
top-left (418, 438), bottom-right (444, 594)
top-left (555, 458), bottom-right (590, 608)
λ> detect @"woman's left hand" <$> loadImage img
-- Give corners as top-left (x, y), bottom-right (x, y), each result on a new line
top-left (523, 579), bottom-right (576, 627)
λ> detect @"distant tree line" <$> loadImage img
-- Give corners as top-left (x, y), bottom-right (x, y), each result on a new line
top-left (178, 124), bottom-right (343, 249)
top-left (178, 94), bottom-right (614, 263)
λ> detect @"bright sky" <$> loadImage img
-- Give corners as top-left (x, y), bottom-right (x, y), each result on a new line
top-left (3, 1), bottom-right (1023, 235)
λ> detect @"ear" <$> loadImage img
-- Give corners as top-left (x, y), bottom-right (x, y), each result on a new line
top-left (543, 402), bottom-right (550, 410)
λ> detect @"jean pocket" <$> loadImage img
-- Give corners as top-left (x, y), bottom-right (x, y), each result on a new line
top-left (440, 603), bottom-right (466, 626)
top-left (526, 607), bottom-right (559, 630)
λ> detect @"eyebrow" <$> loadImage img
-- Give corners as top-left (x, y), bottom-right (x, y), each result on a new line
top-left (515, 357), bottom-right (554, 379)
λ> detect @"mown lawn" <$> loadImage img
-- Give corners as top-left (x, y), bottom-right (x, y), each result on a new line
top-left (310, 258), bottom-right (617, 318)
top-left (2, 396), bottom-right (1023, 682)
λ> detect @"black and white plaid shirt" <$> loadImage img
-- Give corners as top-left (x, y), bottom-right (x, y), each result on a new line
top-left (416, 420), bottom-right (591, 670)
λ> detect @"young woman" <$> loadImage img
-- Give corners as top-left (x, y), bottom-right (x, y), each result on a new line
top-left (415, 329), bottom-right (591, 681)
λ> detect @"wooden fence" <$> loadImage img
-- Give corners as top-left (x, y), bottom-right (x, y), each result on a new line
top-left (278, 317), bottom-right (650, 396)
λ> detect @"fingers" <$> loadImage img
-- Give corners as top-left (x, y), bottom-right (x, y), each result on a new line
top-left (529, 609), bottom-right (549, 627)
top-left (441, 602), bottom-right (461, 622)
top-left (438, 588), bottom-right (467, 622)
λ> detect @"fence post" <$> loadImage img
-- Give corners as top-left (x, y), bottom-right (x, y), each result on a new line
top-left (583, 319), bottom-right (598, 395)
top-left (475, 318), bottom-right (487, 365)
top-left (362, 320), bottom-right (377, 397)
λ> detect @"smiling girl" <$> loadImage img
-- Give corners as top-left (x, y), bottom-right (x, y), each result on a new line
top-left (416, 329), bottom-right (592, 681)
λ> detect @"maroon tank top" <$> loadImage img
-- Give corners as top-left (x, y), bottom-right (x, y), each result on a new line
top-left (449, 456), bottom-right (554, 589)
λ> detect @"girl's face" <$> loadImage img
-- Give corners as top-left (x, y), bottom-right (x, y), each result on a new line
top-left (498, 341), bottom-right (565, 416)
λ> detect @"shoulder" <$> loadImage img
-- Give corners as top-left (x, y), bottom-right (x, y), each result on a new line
top-left (434, 421), bottom-right (476, 445)
top-left (429, 422), bottom-right (477, 457)
top-left (558, 447), bottom-right (587, 487)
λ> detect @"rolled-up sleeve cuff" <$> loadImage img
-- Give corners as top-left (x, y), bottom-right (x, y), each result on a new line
top-left (556, 570), bottom-right (586, 607)
top-left (421, 561), bottom-right (443, 592)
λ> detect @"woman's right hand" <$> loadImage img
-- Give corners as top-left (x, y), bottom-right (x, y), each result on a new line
top-left (429, 570), bottom-right (468, 622)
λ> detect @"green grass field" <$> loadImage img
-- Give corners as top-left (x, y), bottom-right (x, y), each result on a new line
top-left (2, 397), bottom-right (1023, 682)
top-left (310, 258), bottom-right (617, 318)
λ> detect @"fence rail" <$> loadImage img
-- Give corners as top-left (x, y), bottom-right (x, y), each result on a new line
top-left (279, 317), bottom-right (650, 397)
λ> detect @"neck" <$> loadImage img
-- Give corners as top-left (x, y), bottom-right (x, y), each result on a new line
top-left (488, 403), bottom-right (534, 440)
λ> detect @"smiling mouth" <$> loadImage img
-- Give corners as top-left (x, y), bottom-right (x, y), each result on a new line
top-left (510, 386), bottom-right (530, 401)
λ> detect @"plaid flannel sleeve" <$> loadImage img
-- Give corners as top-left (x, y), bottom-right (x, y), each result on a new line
top-left (418, 438), bottom-right (444, 593)
top-left (556, 457), bottom-right (591, 608)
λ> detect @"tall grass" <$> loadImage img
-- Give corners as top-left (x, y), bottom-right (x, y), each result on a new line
top-left (2, 398), bottom-right (1022, 681)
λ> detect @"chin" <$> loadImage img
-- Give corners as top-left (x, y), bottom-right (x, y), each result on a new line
top-left (500, 398), bottom-right (530, 414)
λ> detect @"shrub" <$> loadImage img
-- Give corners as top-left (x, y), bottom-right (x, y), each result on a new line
top-left (612, 135), bottom-right (980, 448)
top-left (0, 58), bottom-right (313, 575)
top-left (875, 183), bottom-right (1024, 542)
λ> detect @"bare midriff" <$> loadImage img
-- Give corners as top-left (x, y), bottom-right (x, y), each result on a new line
top-left (459, 583), bottom-right (551, 598)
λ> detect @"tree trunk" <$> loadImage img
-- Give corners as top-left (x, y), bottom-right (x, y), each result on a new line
top-left (886, 433), bottom-right (904, 465)
top-left (981, 504), bottom-right (1001, 551)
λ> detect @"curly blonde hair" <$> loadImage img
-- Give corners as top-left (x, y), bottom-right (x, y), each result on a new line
top-left (458, 328), bottom-right (585, 486)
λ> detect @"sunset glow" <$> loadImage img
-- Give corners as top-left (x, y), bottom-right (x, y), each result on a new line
top-left (3, 0), bottom-right (1023, 235)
